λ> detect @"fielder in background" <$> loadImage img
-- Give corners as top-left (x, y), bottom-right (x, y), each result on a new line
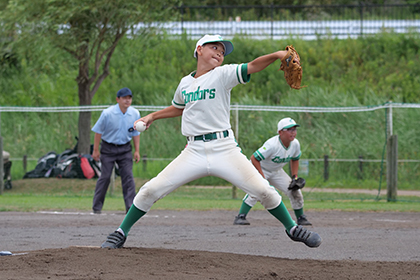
top-left (91, 87), bottom-right (141, 214)
top-left (100, 34), bottom-right (321, 249)
top-left (234, 117), bottom-right (312, 226)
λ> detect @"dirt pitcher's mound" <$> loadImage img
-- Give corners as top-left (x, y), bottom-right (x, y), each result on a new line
top-left (1, 246), bottom-right (419, 280)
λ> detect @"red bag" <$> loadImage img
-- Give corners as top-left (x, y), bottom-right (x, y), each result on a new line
top-left (79, 156), bottom-right (95, 179)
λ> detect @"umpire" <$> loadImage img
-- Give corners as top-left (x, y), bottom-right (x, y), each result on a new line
top-left (91, 87), bottom-right (141, 214)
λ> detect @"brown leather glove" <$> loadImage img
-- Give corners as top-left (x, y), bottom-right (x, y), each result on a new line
top-left (280, 45), bottom-right (307, 90)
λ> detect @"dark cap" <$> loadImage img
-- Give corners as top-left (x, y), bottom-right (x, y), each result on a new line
top-left (117, 87), bottom-right (132, 98)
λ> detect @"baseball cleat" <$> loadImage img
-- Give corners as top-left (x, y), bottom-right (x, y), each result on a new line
top-left (286, 225), bottom-right (321, 248)
top-left (297, 215), bottom-right (312, 226)
top-left (101, 231), bottom-right (126, 249)
top-left (233, 214), bottom-right (250, 225)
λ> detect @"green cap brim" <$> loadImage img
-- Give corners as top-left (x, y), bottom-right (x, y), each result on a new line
top-left (283, 124), bottom-right (300, 129)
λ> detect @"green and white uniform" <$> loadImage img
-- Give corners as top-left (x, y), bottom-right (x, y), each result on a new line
top-left (243, 136), bottom-right (304, 210)
top-left (133, 64), bottom-right (282, 212)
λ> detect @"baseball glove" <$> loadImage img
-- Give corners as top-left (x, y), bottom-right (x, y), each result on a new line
top-left (279, 45), bottom-right (307, 90)
top-left (288, 177), bottom-right (306, 191)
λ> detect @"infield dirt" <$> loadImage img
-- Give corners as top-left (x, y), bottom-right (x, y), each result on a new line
top-left (1, 210), bottom-right (419, 279)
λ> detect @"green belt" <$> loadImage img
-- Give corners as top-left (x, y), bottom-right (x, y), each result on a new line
top-left (192, 130), bottom-right (229, 142)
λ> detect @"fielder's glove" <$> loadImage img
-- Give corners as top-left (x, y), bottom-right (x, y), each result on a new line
top-left (279, 45), bottom-right (307, 90)
top-left (288, 176), bottom-right (306, 191)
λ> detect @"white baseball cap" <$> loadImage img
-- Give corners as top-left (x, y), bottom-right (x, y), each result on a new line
top-left (277, 117), bottom-right (300, 131)
top-left (193, 34), bottom-right (234, 58)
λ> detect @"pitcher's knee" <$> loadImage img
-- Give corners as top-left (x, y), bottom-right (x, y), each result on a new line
top-left (133, 183), bottom-right (160, 212)
top-left (259, 187), bottom-right (282, 210)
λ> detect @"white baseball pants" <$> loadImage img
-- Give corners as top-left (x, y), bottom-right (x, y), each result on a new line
top-left (133, 130), bottom-right (281, 212)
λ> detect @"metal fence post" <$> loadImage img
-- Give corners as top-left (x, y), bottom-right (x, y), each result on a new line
top-left (387, 101), bottom-right (393, 139)
top-left (387, 135), bottom-right (398, 201)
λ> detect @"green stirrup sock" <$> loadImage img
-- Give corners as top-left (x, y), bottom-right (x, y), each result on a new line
top-left (268, 201), bottom-right (297, 233)
top-left (294, 208), bottom-right (304, 219)
top-left (238, 201), bottom-right (252, 215)
top-left (119, 204), bottom-right (147, 236)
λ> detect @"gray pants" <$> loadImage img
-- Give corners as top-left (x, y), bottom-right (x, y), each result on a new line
top-left (92, 141), bottom-right (136, 213)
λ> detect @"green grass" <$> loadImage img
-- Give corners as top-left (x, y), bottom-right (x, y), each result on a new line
top-left (9, 157), bottom-right (420, 192)
top-left (1, 179), bottom-right (419, 212)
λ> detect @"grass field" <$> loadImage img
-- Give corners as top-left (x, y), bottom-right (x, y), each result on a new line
top-left (1, 178), bottom-right (420, 212)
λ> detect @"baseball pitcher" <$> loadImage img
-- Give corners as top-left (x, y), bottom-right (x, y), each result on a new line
top-left (100, 35), bottom-right (321, 249)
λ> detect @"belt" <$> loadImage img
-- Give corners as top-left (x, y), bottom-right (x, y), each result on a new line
top-left (187, 130), bottom-right (229, 142)
top-left (102, 140), bottom-right (129, 147)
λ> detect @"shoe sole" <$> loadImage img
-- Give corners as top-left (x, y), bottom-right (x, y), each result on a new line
top-left (287, 226), bottom-right (322, 248)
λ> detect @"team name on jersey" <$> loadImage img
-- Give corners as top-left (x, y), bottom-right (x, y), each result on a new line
top-left (182, 86), bottom-right (215, 104)
top-left (271, 155), bottom-right (292, 163)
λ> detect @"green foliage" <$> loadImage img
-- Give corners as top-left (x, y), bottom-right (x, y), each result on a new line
top-left (1, 0), bottom-right (180, 105)
top-left (1, 0), bottom-right (183, 154)
top-left (1, 33), bottom-right (420, 190)
top-left (2, 30), bottom-right (420, 106)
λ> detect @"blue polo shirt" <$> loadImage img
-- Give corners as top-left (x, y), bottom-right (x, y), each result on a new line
top-left (92, 104), bottom-right (141, 145)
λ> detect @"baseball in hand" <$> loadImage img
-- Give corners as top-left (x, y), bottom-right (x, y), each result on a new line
top-left (135, 121), bottom-right (147, 132)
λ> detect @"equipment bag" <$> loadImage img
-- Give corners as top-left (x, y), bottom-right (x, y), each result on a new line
top-left (23, 151), bottom-right (57, 179)
top-left (79, 155), bottom-right (95, 179)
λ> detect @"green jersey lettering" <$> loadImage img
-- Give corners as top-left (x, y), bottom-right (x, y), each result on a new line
top-left (209, 88), bottom-right (216, 99)
top-left (271, 156), bottom-right (291, 164)
top-left (181, 90), bottom-right (188, 103)
top-left (203, 89), bottom-right (209, 100)
top-left (182, 88), bottom-right (216, 104)
top-left (193, 87), bottom-right (200, 101)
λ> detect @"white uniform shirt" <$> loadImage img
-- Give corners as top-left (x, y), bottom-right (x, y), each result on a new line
top-left (253, 136), bottom-right (301, 172)
top-left (172, 64), bottom-right (250, 136)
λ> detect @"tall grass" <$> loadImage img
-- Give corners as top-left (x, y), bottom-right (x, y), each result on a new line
top-left (2, 33), bottom-right (420, 106)
top-left (1, 33), bottom-right (420, 191)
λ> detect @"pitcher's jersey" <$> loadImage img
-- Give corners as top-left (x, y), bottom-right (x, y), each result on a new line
top-left (172, 64), bottom-right (250, 136)
top-left (253, 136), bottom-right (301, 172)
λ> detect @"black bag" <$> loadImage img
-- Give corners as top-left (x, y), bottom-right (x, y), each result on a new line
top-left (23, 151), bottom-right (57, 179)
top-left (52, 153), bottom-right (85, 179)
top-left (22, 136), bottom-right (97, 179)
